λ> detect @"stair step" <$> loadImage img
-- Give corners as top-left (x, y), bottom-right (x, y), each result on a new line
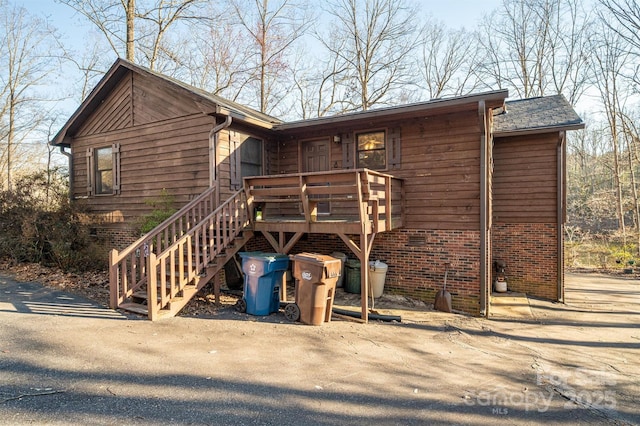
top-left (119, 302), bottom-right (149, 315)
top-left (119, 302), bottom-right (174, 319)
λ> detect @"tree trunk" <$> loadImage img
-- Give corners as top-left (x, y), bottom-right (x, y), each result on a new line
top-left (126, 0), bottom-right (135, 62)
top-left (7, 91), bottom-right (14, 191)
top-left (611, 123), bottom-right (626, 243)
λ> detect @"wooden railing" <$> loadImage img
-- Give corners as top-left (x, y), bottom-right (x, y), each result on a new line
top-left (244, 169), bottom-right (403, 233)
top-left (144, 189), bottom-right (250, 319)
top-left (109, 186), bottom-right (218, 311)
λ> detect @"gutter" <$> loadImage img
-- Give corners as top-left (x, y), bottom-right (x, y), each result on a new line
top-left (215, 106), bottom-right (273, 130)
top-left (557, 132), bottom-right (566, 303)
top-left (479, 100), bottom-right (488, 317)
top-left (493, 122), bottom-right (585, 138)
top-left (59, 146), bottom-right (74, 200)
top-left (209, 115), bottom-right (233, 190)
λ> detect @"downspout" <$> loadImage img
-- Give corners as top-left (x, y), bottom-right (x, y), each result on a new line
top-left (479, 100), bottom-right (488, 317)
top-left (60, 146), bottom-right (73, 200)
top-left (557, 131), bottom-right (566, 303)
top-left (208, 115), bottom-right (233, 202)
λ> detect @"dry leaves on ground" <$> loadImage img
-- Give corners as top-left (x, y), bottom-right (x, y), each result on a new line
top-left (0, 259), bottom-right (111, 307)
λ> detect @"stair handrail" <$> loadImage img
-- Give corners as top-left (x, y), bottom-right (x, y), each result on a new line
top-left (109, 186), bottom-right (217, 308)
top-left (145, 188), bottom-right (250, 318)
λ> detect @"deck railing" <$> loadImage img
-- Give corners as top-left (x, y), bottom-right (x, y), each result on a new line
top-left (244, 169), bottom-right (403, 233)
top-left (144, 189), bottom-right (250, 319)
top-left (109, 186), bottom-right (218, 310)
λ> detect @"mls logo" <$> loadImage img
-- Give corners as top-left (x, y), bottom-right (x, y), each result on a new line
top-left (302, 271), bottom-right (312, 281)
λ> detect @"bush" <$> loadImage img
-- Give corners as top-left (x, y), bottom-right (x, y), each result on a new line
top-left (137, 188), bottom-right (177, 235)
top-left (0, 170), bottom-right (107, 271)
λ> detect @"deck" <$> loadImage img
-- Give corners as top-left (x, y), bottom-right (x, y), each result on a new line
top-left (244, 169), bottom-right (404, 235)
top-left (244, 169), bottom-right (404, 322)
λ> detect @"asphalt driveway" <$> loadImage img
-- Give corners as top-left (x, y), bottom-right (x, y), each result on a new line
top-left (0, 272), bottom-right (638, 425)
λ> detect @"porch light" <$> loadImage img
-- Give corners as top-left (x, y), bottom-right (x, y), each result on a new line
top-left (333, 135), bottom-right (341, 143)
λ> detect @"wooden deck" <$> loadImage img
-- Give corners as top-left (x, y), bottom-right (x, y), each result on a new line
top-left (245, 169), bottom-right (404, 235)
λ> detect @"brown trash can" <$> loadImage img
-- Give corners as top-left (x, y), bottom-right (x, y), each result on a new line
top-left (289, 253), bottom-right (341, 325)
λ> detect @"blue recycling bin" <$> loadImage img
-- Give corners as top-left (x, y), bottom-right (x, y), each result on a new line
top-left (238, 252), bottom-right (289, 316)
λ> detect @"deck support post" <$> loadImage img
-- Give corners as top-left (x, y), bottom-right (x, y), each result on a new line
top-left (338, 232), bottom-right (376, 323)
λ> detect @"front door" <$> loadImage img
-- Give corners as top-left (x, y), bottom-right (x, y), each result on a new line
top-left (302, 139), bottom-right (330, 214)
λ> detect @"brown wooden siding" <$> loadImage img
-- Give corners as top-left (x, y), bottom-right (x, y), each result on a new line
top-left (492, 132), bottom-right (559, 223)
top-left (132, 73), bottom-right (200, 126)
top-left (268, 109), bottom-right (483, 230)
top-left (394, 109), bottom-right (481, 230)
top-left (72, 114), bottom-right (214, 224)
top-left (215, 129), bottom-right (233, 202)
top-left (76, 72), bottom-right (133, 137)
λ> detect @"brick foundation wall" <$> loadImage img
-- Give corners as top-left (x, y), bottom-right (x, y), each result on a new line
top-left (370, 229), bottom-right (482, 315)
top-left (256, 230), bottom-right (483, 316)
top-left (92, 225), bottom-right (138, 251)
top-left (492, 223), bottom-right (559, 300)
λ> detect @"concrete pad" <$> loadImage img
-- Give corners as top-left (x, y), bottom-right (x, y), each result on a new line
top-left (489, 292), bottom-right (533, 318)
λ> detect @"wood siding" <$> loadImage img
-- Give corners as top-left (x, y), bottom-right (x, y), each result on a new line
top-left (394, 110), bottom-right (481, 230)
top-left (132, 72), bottom-right (200, 126)
top-left (70, 70), bottom-right (218, 226)
top-left (269, 109), bottom-right (483, 230)
top-left (76, 72), bottom-right (133, 137)
top-left (492, 132), bottom-right (559, 223)
top-left (72, 114), bottom-right (214, 224)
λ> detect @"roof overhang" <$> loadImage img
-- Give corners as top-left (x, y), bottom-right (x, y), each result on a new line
top-left (273, 90), bottom-right (508, 135)
top-left (494, 122), bottom-right (585, 138)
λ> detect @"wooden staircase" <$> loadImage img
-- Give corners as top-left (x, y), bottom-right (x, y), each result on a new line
top-left (109, 187), bottom-right (253, 320)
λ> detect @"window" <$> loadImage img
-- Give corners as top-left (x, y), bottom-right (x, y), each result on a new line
top-left (230, 132), bottom-right (263, 189)
top-left (86, 144), bottom-right (120, 196)
top-left (357, 131), bottom-right (386, 170)
top-left (95, 147), bottom-right (113, 194)
top-left (240, 137), bottom-right (263, 180)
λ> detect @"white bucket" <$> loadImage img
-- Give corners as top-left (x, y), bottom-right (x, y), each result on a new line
top-left (494, 280), bottom-right (507, 293)
top-left (369, 260), bottom-right (388, 298)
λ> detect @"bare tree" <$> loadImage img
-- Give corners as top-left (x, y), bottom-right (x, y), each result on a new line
top-left (588, 19), bottom-right (633, 239)
top-left (59, 0), bottom-right (134, 60)
top-left (230, 0), bottom-right (312, 115)
top-left (59, 0), bottom-right (208, 70)
top-left (181, 7), bottom-right (254, 101)
top-left (619, 110), bottom-right (640, 252)
top-left (0, 2), bottom-right (60, 190)
top-left (135, 0), bottom-right (210, 71)
top-left (320, 0), bottom-right (419, 111)
top-left (476, 0), bottom-right (591, 103)
top-left (598, 0), bottom-right (640, 86)
top-left (418, 20), bottom-right (479, 99)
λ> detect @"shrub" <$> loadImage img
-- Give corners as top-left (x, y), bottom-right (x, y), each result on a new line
top-left (0, 169), bottom-right (107, 271)
top-left (137, 188), bottom-right (177, 235)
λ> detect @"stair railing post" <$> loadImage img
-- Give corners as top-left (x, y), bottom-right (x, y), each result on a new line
top-left (148, 252), bottom-right (158, 320)
top-left (109, 249), bottom-right (119, 309)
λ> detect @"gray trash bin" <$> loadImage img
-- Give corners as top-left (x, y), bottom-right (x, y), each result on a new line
top-left (330, 252), bottom-right (348, 287)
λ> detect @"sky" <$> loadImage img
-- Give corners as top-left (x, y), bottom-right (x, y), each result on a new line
top-left (11, 0), bottom-right (505, 117)
top-left (7, 0), bottom-right (505, 169)
top-left (19, 0), bottom-right (505, 50)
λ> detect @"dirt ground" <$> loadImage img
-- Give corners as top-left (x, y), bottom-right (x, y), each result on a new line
top-left (0, 267), bottom-right (638, 425)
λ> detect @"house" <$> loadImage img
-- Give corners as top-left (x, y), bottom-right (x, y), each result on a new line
top-left (51, 58), bottom-right (584, 321)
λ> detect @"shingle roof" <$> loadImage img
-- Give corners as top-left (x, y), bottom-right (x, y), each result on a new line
top-left (493, 94), bottom-right (584, 135)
